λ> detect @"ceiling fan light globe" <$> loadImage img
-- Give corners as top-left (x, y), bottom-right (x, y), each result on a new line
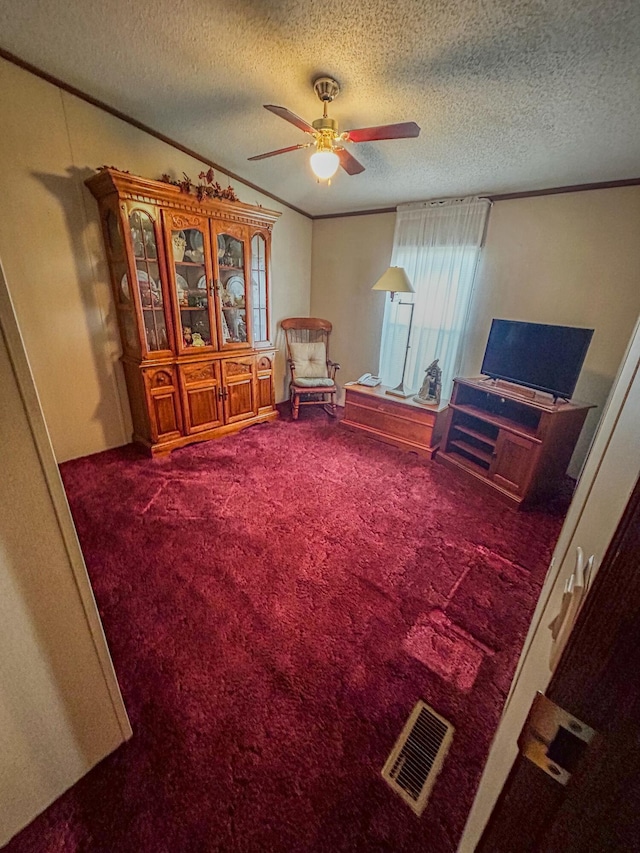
top-left (310, 150), bottom-right (340, 180)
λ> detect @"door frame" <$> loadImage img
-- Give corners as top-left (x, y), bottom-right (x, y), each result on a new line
top-left (0, 259), bottom-right (131, 739)
top-left (458, 314), bottom-right (640, 852)
top-left (477, 472), bottom-right (640, 850)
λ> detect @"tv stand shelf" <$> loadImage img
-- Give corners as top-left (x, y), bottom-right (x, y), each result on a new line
top-left (449, 402), bottom-right (541, 442)
top-left (438, 377), bottom-right (594, 507)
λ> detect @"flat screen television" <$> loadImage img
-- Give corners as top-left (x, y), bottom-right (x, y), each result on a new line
top-left (480, 319), bottom-right (594, 400)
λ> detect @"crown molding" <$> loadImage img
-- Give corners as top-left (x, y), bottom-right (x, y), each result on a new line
top-left (2, 47), bottom-right (640, 223)
top-left (311, 178), bottom-right (640, 219)
top-left (0, 47), bottom-right (311, 219)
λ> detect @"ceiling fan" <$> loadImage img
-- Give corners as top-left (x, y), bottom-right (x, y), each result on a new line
top-left (248, 76), bottom-right (420, 182)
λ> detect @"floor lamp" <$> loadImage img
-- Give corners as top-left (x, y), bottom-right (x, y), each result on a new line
top-left (372, 266), bottom-right (415, 398)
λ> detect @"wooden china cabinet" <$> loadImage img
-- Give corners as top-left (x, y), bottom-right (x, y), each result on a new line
top-left (86, 168), bottom-right (280, 455)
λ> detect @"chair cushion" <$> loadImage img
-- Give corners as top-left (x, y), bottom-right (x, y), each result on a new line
top-left (289, 342), bottom-right (329, 379)
top-left (293, 377), bottom-right (335, 388)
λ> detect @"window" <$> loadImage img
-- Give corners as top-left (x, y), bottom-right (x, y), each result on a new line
top-left (379, 199), bottom-right (491, 401)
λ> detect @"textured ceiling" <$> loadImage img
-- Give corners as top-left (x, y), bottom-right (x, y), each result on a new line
top-left (2, 0), bottom-right (640, 216)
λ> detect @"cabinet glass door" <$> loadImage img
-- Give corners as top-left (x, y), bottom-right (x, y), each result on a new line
top-left (167, 218), bottom-right (216, 352)
top-left (215, 230), bottom-right (249, 347)
top-left (128, 210), bottom-right (169, 353)
top-left (103, 206), bottom-right (139, 356)
top-left (251, 232), bottom-right (269, 346)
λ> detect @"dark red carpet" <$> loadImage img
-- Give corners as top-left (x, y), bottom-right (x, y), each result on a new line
top-left (7, 407), bottom-right (568, 852)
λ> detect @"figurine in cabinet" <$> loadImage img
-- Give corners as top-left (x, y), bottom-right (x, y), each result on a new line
top-left (192, 332), bottom-right (205, 347)
top-left (139, 278), bottom-right (160, 307)
top-left (131, 225), bottom-right (144, 256)
top-left (172, 230), bottom-right (186, 261)
top-left (183, 326), bottom-right (193, 346)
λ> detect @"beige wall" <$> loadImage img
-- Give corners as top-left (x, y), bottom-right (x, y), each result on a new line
top-left (0, 57), bottom-right (312, 462)
top-left (311, 188), bottom-right (640, 474)
top-left (0, 267), bottom-right (130, 845)
top-left (464, 188), bottom-right (640, 473)
top-left (310, 212), bottom-right (395, 395)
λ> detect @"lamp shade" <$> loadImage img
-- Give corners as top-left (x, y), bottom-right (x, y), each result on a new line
top-left (371, 266), bottom-right (414, 294)
top-left (310, 150), bottom-right (340, 180)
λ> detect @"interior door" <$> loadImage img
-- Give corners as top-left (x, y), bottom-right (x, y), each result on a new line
top-left (459, 316), bottom-right (640, 852)
top-left (0, 262), bottom-right (131, 845)
top-left (477, 475), bottom-right (640, 852)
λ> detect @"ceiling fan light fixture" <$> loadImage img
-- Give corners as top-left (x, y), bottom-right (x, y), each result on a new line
top-left (310, 149), bottom-right (340, 181)
top-left (250, 76), bottom-right (418, 182)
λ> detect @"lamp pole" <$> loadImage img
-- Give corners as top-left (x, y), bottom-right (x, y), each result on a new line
top-left (371, 267), bottom-right (415, 397)
top-left (386, 299), bottom-right (415, 398)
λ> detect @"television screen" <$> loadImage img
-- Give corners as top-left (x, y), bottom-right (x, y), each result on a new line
top-left (481, 319), bottom-right (594, 400)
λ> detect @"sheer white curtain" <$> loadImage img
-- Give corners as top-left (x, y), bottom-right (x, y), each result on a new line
top-left (378, 197), bottom-right (491, 402)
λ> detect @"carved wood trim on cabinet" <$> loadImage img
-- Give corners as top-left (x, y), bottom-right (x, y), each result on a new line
top-left (167, 212), bottom-right (203, 229)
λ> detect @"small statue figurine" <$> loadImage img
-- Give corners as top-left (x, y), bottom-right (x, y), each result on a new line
top-left (191, 332), bottom-right (205, 347)
top-left (171, 230), bottom-right (186, 262)
top-left (183, 325), bottom-right (193, 346)
top-left (414, 359), bottom-right (442, 406)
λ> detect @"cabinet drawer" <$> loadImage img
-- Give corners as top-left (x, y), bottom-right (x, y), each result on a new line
top-left (346, 400), bottom-right (436, 446)
top-left (221, 355), bottom-right (255, 382)
top-left (181, 362), bottom-right (215, 385)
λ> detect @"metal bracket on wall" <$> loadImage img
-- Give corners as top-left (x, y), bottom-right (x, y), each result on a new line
top-left (518, 692), bottom-right (597, 785)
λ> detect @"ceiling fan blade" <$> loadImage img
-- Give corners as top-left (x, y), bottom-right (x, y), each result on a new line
top-left (264, 105), bottom-right (315, 134)
top-left (345, 121), bottom-right (421, 143)
top-left (336, 147), bottom-right (365, 175)
top-left (248, 143), bottom-right (311, 161)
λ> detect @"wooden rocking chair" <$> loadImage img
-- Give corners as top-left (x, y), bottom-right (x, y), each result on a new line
top-left (281, 318), bottom-right (340, 419)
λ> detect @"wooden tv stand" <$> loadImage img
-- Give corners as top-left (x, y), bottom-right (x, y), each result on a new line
top-left (438, 377), bottom-right (594, 507)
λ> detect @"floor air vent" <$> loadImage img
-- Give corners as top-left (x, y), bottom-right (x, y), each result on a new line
top-left (382, 701), bottom-right (454, 816)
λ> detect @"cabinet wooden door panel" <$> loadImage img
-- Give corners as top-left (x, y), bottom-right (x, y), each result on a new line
top-left (179, 361), bottom-right (223, 433)
top-left (152, 394), bottom-right (180, 437)
top-left (143, 366), bottom-right (182, 441)
top-left (186, 388), bottom-right (219, 429)
top-left (226, 380), bottom-right (254, 422)
top-left (222, 357), bottom-right (256, 424)
top-left (256, 354), bottom-right (275, 413)
top-left (490, 430), bottom-right (537, 495)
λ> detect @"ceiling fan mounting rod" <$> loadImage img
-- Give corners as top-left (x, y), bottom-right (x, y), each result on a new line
top-left (313, 76), bottom-right (340, 107)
